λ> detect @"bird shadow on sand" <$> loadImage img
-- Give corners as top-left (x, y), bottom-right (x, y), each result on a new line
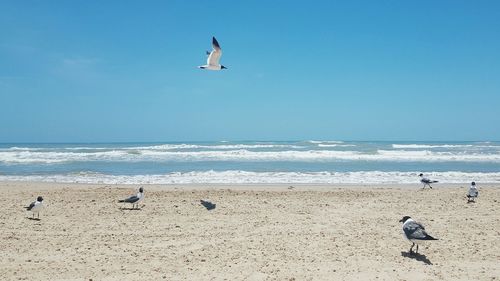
top-left (119, 207), bottom-right (143, 211)
top-left (200, 200), bottom-right (216, 210)
top-left (401, 251), bottom-right (433, 265)
top-left (26, 217), bottom-right (41, 221)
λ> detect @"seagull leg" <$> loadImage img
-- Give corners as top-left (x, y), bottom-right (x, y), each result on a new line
top-left (410, 243), bottom-right (415, 254)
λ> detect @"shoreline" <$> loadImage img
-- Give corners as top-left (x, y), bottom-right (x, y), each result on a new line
top-left (1, 180), bottom-right (498, 191)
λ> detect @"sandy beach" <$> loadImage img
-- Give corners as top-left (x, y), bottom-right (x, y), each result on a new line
top-left (0, 181), bottom-right (499, 281)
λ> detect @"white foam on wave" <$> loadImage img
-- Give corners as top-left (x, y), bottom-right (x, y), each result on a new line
top-left (392, 144), bottom-right (500, 149)
top-left (308, 140), bottom-right (345, 144)
top-left (1, 143), bottom-right (306, 152)
top-left (2, 148), bottom-right (500, 164)
top-left (375, 149), bottom-right (500, 162)
top-left (317, 144), bottom-right (356, 148)
top-left (132, 143), bottom-right (305, 150)
top-left (2, 170), bottom-right (500, 184)
top-left (1, 147), bottom-right (46, 151)
top-left (0, 150), bottom-right (128, 164)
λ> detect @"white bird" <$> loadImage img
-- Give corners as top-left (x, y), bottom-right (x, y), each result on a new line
top-left (400, 216), bottom-right (438, 254)
top-left (419, 173), bottom-right (438, 189)
top-left (467, 181), bottom-right (478, 203)
top-left (25, 196), bottom-right (44, 219)
top-left (198, 37), bottom-right (227, 70)
top-left (118, 187), bottom-right (144, 209)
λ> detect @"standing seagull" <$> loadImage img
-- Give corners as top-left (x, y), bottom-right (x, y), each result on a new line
top-left (399, 216), bottom-right (438, 254)
top-left (118, 187), bottom-right (144, 209)
top-left (198, 37), bottom-right (227, 70)
top-left (467, 181), bottom-right (478, 203)
top-left (26, 196), bottom-right (44, 219)
top-left (419, 173), bottom-right (438, 189)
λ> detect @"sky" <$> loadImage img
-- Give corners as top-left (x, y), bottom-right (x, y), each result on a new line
top-left (1, 0), bottom-right (500, 142)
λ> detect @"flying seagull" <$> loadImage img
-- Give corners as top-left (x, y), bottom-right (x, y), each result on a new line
top-left (399, 216), bottom-right (438, 254)
top-left (467, 181), bottom-right (478, 203)
top-left (198, 37), bottom-right (227, 70)
top-left (26, 196), bottom-right (44, 219)
top-left (419, 173), bottom-right (438, 189)
top-left (118, 187), bottom-right (144, 209)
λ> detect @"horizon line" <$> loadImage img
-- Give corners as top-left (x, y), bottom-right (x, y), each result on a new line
top-left (0, 140), bottom-right (498, 144)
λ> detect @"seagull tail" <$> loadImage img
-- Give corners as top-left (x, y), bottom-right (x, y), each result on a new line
top-left (424, 234), bottom-right (438, 240)
top-left (431, 180), bottom-right (439, 183)
top-left (118, 200), bottom-right (125, 203)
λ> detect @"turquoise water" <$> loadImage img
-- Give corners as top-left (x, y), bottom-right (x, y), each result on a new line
top-left (1, 141), bottom-right (499, 184)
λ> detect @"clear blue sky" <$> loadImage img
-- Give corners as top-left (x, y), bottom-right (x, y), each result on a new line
top-left (1, 0), bottom-right (499, 142)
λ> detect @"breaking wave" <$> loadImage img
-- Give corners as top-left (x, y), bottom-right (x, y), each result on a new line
top-left (1, 170), bottom-right (500, 184)
top-left (1, 148), bottom-right (500, 164)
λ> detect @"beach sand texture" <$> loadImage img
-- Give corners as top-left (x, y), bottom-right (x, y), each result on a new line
top-left (0, 182), bottom-right (499, 280)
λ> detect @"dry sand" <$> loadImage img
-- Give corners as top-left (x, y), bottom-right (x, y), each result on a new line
top-left (0, 181), bottom-right (499, 281)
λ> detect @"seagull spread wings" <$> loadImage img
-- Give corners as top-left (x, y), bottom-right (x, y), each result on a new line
top-left (207, 37), bottom-right (222, 66)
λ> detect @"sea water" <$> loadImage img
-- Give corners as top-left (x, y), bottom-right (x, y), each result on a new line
top-left (1, 141), bottom-right (499, 184)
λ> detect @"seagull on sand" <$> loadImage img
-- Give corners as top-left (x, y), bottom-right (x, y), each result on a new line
top-left (118, 187), bottom-right (144, 209)
top-left (419, 173), bottom-right (438, 189)
top-left (25, 196), bottom-right (44, 219)
top-left (467, 181), bottom-right (478, 203)
top-left (198, 37), bottom-right (227, 70)
top-left (399, 216), bottom-right (438, 254)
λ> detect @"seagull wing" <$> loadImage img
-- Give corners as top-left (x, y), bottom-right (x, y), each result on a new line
top-left (212, 37), bottom-right (221, 51)
top-left (207, 37), bottom-right (222, 66)
top-left (26, 201), bottom-right (36, 210)
top-left (207, 50), bottom-right (221, 66)
top-left (469, 188), bottom-right (478, 197)
top-left (120, 195), bottom-right (140, 203)
top-left (421, 178), bottom-right (432, 184)
top-left (404, 220), bottom-right (435, 240)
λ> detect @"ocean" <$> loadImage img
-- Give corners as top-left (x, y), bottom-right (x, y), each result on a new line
top-left (1, 141), bottom-right (500, 184)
